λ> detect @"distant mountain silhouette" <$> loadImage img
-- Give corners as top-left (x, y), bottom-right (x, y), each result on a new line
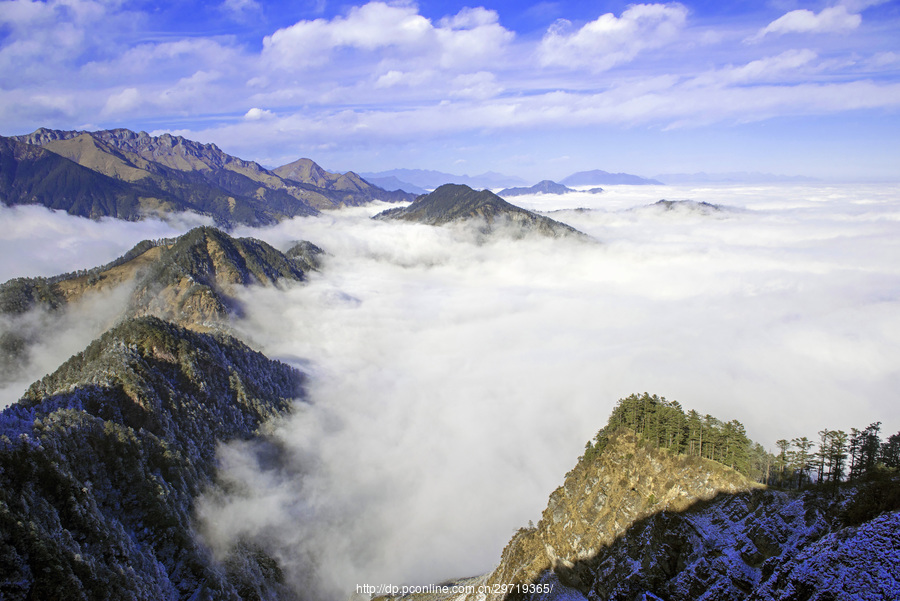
top-left (561, 169), bottom-right (662, 186)
top-left (361, 175), bottom-right (429, 195)
top-left (360, 168), bottom-right (527, 190)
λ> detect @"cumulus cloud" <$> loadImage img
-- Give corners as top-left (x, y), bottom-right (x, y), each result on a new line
top-left (538, 3), bottom-right (689, 71)
top-left (101, 87), bottom-right (141, 116)
top-left (190, 184), bottom-right (900, 597)
top-left (244, 107), bottom-right (275, 120)
top-left (260, 1), bottom-right (513, 71)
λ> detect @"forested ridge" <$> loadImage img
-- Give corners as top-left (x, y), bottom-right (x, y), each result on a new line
top-left (583, 393), bottom-right (899, 489)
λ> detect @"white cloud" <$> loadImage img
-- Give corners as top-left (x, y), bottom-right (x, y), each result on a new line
top-left (538, 3), bottom-right (689, 71)
top-left (750, 5), bottom-right (862, 42)
top-left (221, 0), bottom-right (261, 21)
top-left (189, 184), bottom-right (900, 596)
top-left (687, 49), bottom-right (819, 88)
top-left (181, 71), bottom-right (900, 154)
top-left (244, 107), bottom-right (274, 120)
top-left (0, 0), bottom-right (139, 85)
top-left (448, 71), bottom-right (503, 99)
top-left (373, 69), bottom-right (435, 89)
top-left (260, 2), bottom-right (513, 71)
top-left (102, 87), bottom-right (141, 115)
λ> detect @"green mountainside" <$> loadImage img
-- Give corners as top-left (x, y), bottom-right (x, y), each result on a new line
top-left (3, 128), bottom-right (413, 226)
top-left (374, 183), bottom-right (587, 238)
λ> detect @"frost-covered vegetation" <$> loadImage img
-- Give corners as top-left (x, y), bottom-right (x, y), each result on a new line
top-left (0, 317), bottom-right (303, 600)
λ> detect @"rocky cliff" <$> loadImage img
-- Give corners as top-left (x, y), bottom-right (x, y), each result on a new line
top-left (477, 428), bottom-right (759, 600)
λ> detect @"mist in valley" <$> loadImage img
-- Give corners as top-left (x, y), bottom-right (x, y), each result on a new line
top-left (2, 184), bottom-right (899, 597)
top-left (0, 205), bottom-right (213, 407)
top-left (206, 184), bottom-right (900, 596)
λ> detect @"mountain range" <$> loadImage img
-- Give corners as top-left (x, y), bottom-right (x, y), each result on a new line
top-left (359, 168), bottom-right (529, 192)
top-left (561, 169), bottom-right (663, 186)
top-left (361, 168), bottom-right (661, 193)
top-left (1, 128), bottom-right (413, 226)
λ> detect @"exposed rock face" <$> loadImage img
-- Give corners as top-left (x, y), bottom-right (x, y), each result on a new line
top-left (0, 136), bottom-right (146, 220)
top-left (0, 316), bottom-right (303, 600)
top-left (477, 429), bottom-right (759, 600)
top-left (374, 184), bottom-right (587, 239)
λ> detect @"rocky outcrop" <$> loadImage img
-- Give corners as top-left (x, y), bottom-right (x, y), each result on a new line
top-left (374, 184), bottom-right (588, 239)
top-left (477, 428), bottom-right (759, 600)
top-left (470, 427), bottom-right (900, 601)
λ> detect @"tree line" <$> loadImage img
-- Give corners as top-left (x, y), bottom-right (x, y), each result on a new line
top-left (585, 393), bottom-right (899, 486)
top-left (771, 422), bottom-right (900, 489)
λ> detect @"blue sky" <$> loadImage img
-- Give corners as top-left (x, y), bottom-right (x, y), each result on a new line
top-left (1, 0), bottom-right (899, 180)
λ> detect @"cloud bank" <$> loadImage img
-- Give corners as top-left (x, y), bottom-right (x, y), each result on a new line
top-left (189, 183), bottom-right (900, 597)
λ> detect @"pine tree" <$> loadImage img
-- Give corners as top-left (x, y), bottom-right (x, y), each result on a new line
top-left (791, 436), bottom-right (815, 487)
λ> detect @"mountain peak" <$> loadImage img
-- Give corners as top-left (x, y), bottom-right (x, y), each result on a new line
top-left (374, 183), bottom-right (587, 239)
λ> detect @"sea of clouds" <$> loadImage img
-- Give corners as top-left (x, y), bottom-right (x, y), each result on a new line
top-left (2, 184), bottom-right (899, 596)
